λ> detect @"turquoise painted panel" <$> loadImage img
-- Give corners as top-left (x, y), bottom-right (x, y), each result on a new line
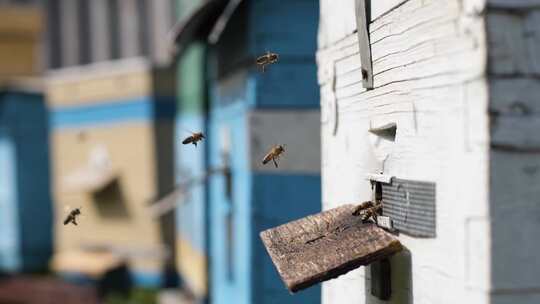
top-left (0, 130), bottom-right (20, 272)
top-left (208, 103), bottom-right (252, 304)
top-left (252, 173), bottom-right (321, 304)
top-left (249, 0), bottom-right (319, 109)
top-left (0, 91), bottom-right (53, 272)
top-left (177, 44), bottom-right (206, 114)
top-left (204, 1), bottom-right (321, 303)
top-left (130, 271), bottom-right (163, 288)
top-left (175, 0), bottom-right (204, 20)
top-left (253, 62), bottom-right (319, 109)
top-left (13, 94), bottom-right (53, 271)
top-left (175, 115), bottom-right (207, 253)
top-left (210, 69), bottom-right (252, 109)
top-left (208, 0), bottom-right (319, 109)
top-left (249, 0), bottom-right (319, 57)
top-left (51, 96), bottom-right (176, 129)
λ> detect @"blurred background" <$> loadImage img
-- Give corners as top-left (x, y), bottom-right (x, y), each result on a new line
top-left (0, 0), bottom-right (321, 303)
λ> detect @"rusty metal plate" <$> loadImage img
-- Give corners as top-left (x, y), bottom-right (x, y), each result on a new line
top-left (260, 204), bottom-right (402, 293)
top-left (381, 178), bottom-right (436, 238)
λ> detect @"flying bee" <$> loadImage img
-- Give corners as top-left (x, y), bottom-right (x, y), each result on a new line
top-left (262, 144), bottom-right (286, 168)
top-left (256, 51), bottom-right (279, 73)
top-left (182, 131), bottom-right (205, 147)
top-left (63, 207), bottom-right (82, 226)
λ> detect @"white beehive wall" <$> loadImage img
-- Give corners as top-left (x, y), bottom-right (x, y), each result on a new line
top-left (317, 0), bottom-right (491, 303)
top-left (487, 1), bottom-right (540, 303)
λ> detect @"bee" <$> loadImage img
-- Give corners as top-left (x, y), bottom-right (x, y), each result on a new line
top-left (360, 204), bottom-right (382, 222)
top-left (352, 201), bottom-right (374, 216)
top-left (63, 207), bottom-right (82, 226)
top-left (262, 144), bottom-right (286, 168)
top-left (182, 131), bottom-right (205, 147)
top-left (256, 51), bottom-right (279, 72)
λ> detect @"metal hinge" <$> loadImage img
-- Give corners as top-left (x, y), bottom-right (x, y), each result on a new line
top-left (355, 0), bottom-right (373, 89)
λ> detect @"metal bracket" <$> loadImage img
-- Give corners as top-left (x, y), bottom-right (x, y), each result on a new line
top-left (371, 258), bottom-right (391, 300)
top-left (355, 0), bottom-right (374, 89)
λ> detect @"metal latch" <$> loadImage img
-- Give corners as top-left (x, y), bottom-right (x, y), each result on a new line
top-left (355, 0), bottom-right (374, 89)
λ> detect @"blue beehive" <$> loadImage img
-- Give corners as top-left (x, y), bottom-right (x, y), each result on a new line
top-left (173, 42), bottom-right (210, 300)
top-left (172, 1), bottom-right (321, 303)
top-left (0, 88), bottom-right (53, 273)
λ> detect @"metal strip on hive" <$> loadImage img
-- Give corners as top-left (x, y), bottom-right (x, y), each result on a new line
top-left (355, 0), bottom-right (373, 89)
top-left (381, 178), bottom-right (436, 238)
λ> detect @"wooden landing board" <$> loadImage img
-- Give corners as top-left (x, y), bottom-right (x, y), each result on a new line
top-left (260, 204), bottom-right (402, 293)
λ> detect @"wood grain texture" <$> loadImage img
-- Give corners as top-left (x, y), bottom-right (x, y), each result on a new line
top-left (260, 204), bottom-right (402, 293)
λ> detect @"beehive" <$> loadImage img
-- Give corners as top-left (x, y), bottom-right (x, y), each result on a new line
top-left (47, 58), bottom-right (176, 287)
top-left (317, 1), bottom-right (540, 303)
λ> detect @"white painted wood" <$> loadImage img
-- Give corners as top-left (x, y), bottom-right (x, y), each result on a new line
top-left (318, 0), bottom-right (409, 49)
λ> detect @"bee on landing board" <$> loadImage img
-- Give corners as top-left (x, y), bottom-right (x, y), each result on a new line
top-left (262, 144), bottom-right (286, 168)
top-left (182, 131), bottom-right (205, 147)
top-left (352, 201), bottom-right (374, 216)
top-left (256, 51), bottom-right (279, 73)
top-left (63, 207), bottom-right (82, 226)
top-left (352, 201), bottom-right (382, 222)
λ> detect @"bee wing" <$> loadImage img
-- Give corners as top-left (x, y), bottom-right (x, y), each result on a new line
top-left (177, 124), bottom-right (196, 134)
top-left (256, 55), bottom-right (267, 65)
top-left (63, 216), bottom-right (72, 225)
top-left (62, 206), bottom-right (72, 225)
top-left (182, 136), bottom-right (194, 144)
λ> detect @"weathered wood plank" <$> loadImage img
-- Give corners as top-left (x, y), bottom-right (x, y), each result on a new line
top-left (260, 204), bottom-right (402, 293)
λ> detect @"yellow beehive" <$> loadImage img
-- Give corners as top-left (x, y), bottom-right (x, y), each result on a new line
top-left (0, 6), bottom-right (42, 81)
top-left (47, 59), bottom-right (176, 286)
